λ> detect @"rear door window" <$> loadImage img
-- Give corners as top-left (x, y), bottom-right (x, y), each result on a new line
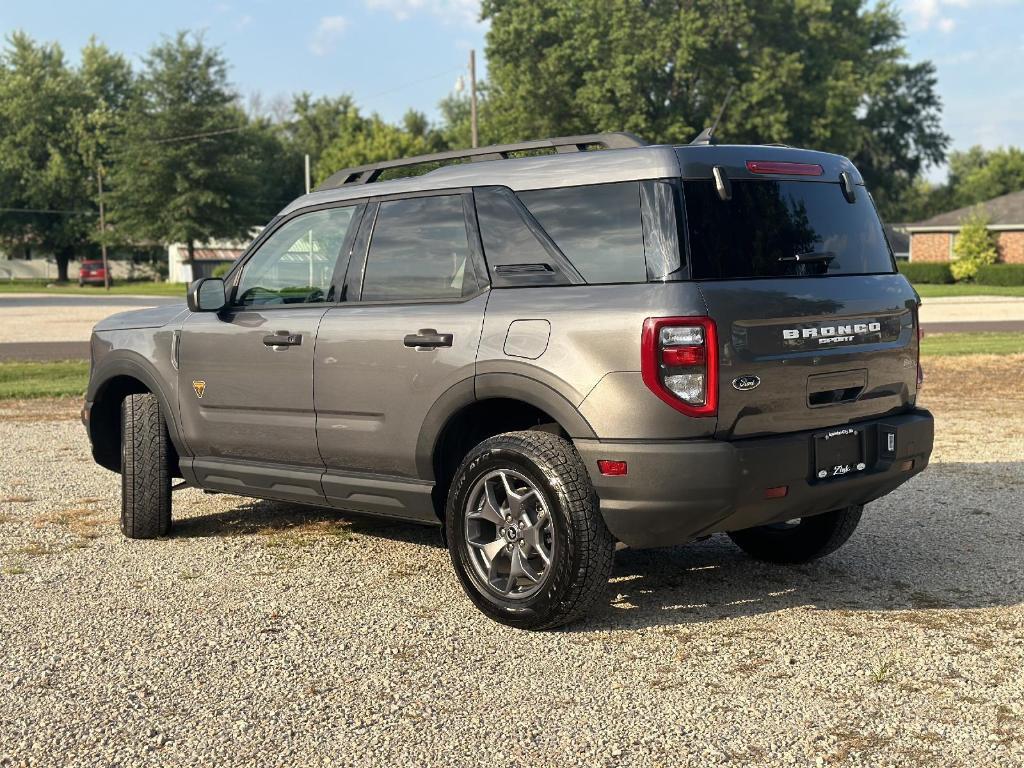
top-left (518, 182), bottom-right (647, 284)
top-left (361, 195), bottom-right (474, 302)
top-left (683, 179), bottom-right (895, 279)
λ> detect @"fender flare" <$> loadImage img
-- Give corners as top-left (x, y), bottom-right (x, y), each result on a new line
top-left (87, 350), bottom-right (189, 460)
top-left (413, 372), bottom-right (597, 480)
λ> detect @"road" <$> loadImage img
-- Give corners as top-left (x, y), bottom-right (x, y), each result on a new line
top-left (0, 293), bottom-right (1020, 362)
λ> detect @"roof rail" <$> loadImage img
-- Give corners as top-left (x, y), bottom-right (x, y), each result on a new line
top-left (316, 132), bottom-right (647, 190)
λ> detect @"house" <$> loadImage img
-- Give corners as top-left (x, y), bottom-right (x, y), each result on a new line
top-left (905, 189), bottom-right (1024, 263)
top-left (883, 224), bottom-right (910, 260)
top-left (167, 235), bottom-right (257, 283)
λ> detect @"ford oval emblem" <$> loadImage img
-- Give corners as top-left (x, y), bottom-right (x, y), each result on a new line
top-left (732, 375), bottom-right (761, 391)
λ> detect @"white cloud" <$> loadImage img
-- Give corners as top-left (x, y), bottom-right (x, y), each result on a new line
top-left (309, 16), bottom-right (349, 57)
top-left (364, 0), bottom-right (482, 26)
top-left (901, 0), bottom-right (1012, 30)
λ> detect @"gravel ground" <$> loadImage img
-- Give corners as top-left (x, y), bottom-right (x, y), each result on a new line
top-left (1, 356), bottom-right (1022, 767)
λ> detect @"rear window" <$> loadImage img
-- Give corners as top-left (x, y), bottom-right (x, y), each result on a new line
top-left (683, 179), bottom-right (894, 279)
top-left (518, 182), bottom-right (647, 284)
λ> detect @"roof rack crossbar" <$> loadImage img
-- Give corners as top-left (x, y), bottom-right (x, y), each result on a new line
top-left (316, 132), bottom-right (647, 190)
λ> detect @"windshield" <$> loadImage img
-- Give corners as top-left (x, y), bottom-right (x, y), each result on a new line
top-left (682, 179), bottom-right (895, 279)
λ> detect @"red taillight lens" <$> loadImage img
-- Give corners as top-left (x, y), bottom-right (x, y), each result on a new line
top-left (746, 160), bottom-right (823, 176)
top-left (661, 345), bottom-right (705, 367)
top-left (641, 316), bottom-right (718, 417)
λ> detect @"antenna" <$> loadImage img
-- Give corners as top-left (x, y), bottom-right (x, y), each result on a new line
top-left (690, 85), bottom-right (735, 145)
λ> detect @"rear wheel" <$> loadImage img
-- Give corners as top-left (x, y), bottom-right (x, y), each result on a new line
top-left (120, 393), bottom-right (171, 539)
top-left (727, 505), bottom-right (863, 564)
top-left (446, 431), bottom-right (614, 630)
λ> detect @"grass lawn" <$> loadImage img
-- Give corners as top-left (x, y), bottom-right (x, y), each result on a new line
top-left (0, 280), bottom-right (187, 297)
top-left (914, 283), bottom-right (1024, 298)
top-left (0, 361), bottom-right (89, 399)
top-left (921, 332), bottom-right (1024, 356)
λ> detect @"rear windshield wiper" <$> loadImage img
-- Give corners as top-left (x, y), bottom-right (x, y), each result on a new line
top-left (778, 251), bottom-right (835, 264)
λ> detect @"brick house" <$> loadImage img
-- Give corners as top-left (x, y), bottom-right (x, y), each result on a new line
top-left (906, 189), bottom-right (1024, 263)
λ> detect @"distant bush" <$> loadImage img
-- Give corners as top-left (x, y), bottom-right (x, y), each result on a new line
top-left (951, 211), bottom-right (998, 281)
top-left (898, 262), bottom-right (954, 284)
top-left (975, 263), bottom-right (1024, 286)
top-left (211, 263), bottom-right (232, 279)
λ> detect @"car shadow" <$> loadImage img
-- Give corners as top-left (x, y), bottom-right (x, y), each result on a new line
top-left (171, 497), bottom-right (445, 549)
top-left (169, 461), bottom-right (1022, 631)
top-left (575, 460), bottom-right (1024, 632)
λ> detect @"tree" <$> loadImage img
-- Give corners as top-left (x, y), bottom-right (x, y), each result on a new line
top-left (951, 210), bottom-right (998, 281)
top-left (0, 33), bottom-right (92, 280)
top-left (947, 146), bottom-right (1024, 209)
top-left (480, 0), bottom-right (948, 219)
top-left (107, 32), bottom-right (263, 261)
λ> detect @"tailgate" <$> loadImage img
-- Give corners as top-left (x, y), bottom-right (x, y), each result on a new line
top-left (699, 275), bottom-right (920, 439)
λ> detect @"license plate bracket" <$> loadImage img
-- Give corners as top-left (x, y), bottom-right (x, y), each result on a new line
top-left (813, 427), bottom-right (866, 480)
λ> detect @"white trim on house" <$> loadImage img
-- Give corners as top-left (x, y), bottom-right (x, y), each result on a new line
top-left (904, 224), bottom-right (1024, 233)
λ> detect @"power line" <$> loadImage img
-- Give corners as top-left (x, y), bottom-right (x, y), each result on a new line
top-left (0, 207), bottom-right (95, 216)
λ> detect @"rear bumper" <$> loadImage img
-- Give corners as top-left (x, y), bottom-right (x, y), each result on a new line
top-left (574, 410), bottom-right (933, 548)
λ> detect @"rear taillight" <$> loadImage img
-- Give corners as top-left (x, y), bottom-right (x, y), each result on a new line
top-left (641, 316), bottom-right (718, 416)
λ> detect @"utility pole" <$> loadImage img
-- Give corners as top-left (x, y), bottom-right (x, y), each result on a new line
top-left (97, 164), bottom-right (110, 291)
top-left (469, 49), bottom-right (478, 148)
top-left (304, 154), bottom-right (312, 195)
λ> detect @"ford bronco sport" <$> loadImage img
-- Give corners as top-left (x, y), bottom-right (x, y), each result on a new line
top-left (83, 133), bottom-right (934, 629)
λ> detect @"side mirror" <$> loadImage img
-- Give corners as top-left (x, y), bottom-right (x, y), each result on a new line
top-left (187, 278), bottom-right (226, 312)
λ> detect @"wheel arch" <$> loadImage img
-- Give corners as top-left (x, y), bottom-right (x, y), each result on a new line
top-left (87, 352), bottom-right (185, 475)
top-left (417, 373), bottom-right (596, 521)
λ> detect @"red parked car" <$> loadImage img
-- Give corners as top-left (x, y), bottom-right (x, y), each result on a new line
top-left (78, 260), bottom-right (111, 287)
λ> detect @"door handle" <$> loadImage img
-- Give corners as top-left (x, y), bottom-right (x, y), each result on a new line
top-left (263, 331), bottom-right (303, 347)
top-left (404, 329), bottom-right (454, 349)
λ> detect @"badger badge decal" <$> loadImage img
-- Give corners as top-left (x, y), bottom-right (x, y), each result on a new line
top-left (192, 380), bottom-right (206, 399)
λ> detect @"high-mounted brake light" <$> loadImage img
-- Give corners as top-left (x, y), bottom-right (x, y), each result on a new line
top-left (746, 160), bottom-right (824, 176)
top-left (641, 316), bottom-right (718, 417)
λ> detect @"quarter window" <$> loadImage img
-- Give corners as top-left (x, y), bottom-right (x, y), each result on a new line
top-left (235, 206), bottom-right (357, 306)
top-left (361, 195), bottom-right (473, 301)
top-left (518, 182), bottom-right (647, 284)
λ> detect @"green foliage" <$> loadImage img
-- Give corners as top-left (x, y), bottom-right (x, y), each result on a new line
top-left (947, 146), bottom-right (1024, 209)
top-left (107, 32), bottom-right (267, 256)
top-left (480, 0), bottom-right (948, 220)
top-left (0, 34), bottom-right (90, 279)
top-left (897, 261), bottom-right (953, 284)
top-left (316, 108), bottom-right (447, 185)
top-left (975, 263), bottom-right (1024, 286)
top-left (920, 332), bottom-right (1024, 357)
top-left (950, 211), bottom-right (997, 281)
top-left (898, 146), bottom-right (1024, 222)
top-left (0, 361), bottom-right (89, 399)
top-left (211, 262), bottom-right (232, 278)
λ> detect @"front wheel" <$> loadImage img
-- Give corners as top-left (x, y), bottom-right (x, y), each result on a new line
top-left (727, 505), bottom-right (863, 564)
top-left (446, 431), bottom-right (615, 630)
top-left (120, 393), bottom-right (171, 539)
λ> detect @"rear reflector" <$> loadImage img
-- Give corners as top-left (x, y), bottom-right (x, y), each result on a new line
top-left (746, 160), bottom-right (823, 176)
top-left (597, 460), bottom-right (628, 476)
top-left (763, 485), bottom-right (788, 499)
top-left (899, 459), bottom-right (915, 472)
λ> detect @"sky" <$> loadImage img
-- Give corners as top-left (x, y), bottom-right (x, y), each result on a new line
top-left (1, 0), bottom-right (1021, 180)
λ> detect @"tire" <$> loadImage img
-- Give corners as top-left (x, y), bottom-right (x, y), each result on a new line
top-left (120, 393), bottom-right (171, 539)
top-left (445, 431), bottom-right (614, 630)
top-left (727, 505), bottom-right (863, 564)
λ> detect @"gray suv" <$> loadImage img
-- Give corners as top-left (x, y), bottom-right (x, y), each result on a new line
top-left (83, 133), bottom-right (934, 629)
